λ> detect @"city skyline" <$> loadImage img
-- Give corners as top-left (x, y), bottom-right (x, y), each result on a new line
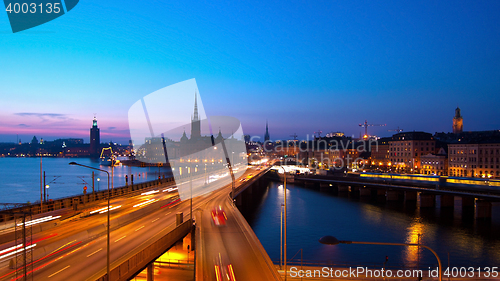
top-left (1, 105), bottom-right (489, 146)
top-left (1, 1), bottom-right (500, 143)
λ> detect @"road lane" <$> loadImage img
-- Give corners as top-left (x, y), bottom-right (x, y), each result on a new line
top-left (0, 165), bottom-right (271, 281)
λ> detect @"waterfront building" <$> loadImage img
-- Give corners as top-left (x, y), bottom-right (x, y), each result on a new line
top-left (449, 141), bottom-right (500, 178)
top-left (420, 147), bottom-right (448, 176)
top-left (370, 137), bottom-right (391, 168)
top-left (389, 132), bottom-right (435, 173)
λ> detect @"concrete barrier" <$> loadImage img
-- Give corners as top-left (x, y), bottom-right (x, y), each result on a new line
top-left (93, 219), bottom-right (193, 281)
top-left (0, 178), bottom-right (176, 223)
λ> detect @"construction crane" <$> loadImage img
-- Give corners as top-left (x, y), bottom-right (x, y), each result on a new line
top-left (388, 127), bottom-right (404, 133)
top-left (359, 120), bottom-right (386, 139)
top-left (313, 130), bottom-right (322, 138)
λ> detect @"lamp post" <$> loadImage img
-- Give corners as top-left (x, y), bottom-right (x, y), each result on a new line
top-left (188, 166), bottom-right (192, 220)
top-left (318, 235), bottom-right (442, 281)
top-left (276, 165), bottom-right (288, 281)
top-left (97, 178), bottom-right (100, 192)
top-left (284, 167), bottom-right (287, 281)
top-left (280, 203), bottom-right (284, 270)
top-left (204, 163), bottom-right (207, 185)
top-left (69, 162), bottom-right (110, 279)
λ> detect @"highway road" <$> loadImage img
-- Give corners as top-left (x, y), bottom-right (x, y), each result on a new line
top-left (0, 164), bottom-right (278, 281)
top-left (196, 182), bottom-right (281, 281)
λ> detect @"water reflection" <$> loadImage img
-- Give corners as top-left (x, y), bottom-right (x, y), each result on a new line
top-left (240, 180), bottom-right (500, 268)
top-left (404, 221), bottom-right (425, 267)
top-left (0, 157), bottom-right (170, 203)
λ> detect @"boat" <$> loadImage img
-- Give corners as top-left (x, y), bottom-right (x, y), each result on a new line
top-left (100, 147), bottom-right (120, 166)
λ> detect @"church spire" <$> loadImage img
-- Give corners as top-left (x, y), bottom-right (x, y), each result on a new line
top-left (190, 92), bottom-right (201, 139)
top-left (264, 120), bottom-right (270, 141)
top-left (193, 92), bottom-right (199, 121)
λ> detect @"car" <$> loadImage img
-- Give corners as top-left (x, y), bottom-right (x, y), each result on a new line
top-left (214, 253), bottom-right (237, 281)
top-left (211, 206), bottom-right (227, 226)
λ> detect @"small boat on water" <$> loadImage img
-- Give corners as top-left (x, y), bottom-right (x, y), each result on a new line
top-left (100, 147), bottom-right (120, 166)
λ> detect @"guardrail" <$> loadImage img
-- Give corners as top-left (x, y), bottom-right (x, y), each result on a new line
top-left (0, 177), bottom-right (176, 223)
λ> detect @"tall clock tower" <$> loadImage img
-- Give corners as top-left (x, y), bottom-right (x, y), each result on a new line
top-left (452, 107), bottom-right (463, 134)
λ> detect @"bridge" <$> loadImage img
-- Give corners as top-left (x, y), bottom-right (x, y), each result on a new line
top-left (294, 173), bottom-right (500, 219)
top-left (0, 165), bottom-right (281, 281)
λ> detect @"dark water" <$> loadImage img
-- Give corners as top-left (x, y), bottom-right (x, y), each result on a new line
top-left (240, 181), bottom-right (500, 269)
top-left (0, 157), bottom-right (170, 203)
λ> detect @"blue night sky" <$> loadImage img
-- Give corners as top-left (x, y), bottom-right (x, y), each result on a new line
top-left (0, 0), bottom-right (499, 144)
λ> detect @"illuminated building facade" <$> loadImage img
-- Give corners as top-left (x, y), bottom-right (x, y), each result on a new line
top-left (389, 132), bottom-right (435, 172)
top-left (420, 147), bottom-right (448, 175)
top-left (449, 142), bottom-right (500, 178)
top-left (370, 137), bottom-right (391, 167)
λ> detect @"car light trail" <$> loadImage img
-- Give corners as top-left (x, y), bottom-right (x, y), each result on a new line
top-left (163, 187), bottom-right (178, 192)
top-left (90, 205), bottom-right (122, 214)
top-left (141, 190), bottom-right (159, 196)
top-left (51, 240), bottom-right (77, 254)
top-left (98, 205), bottom-right (122, 213)
top-left (0, 244), bottom-right (23, 255)
top-left (0, 241), bottom-right (83, 280)
top-left (0, 244), bottom-right (36, 260)
top-left (161, 198), bottom-right (181, 208)
top-left (17, 215), bottom-right (61, 226)
top-left (133, 199), bottom-right (156, 208)
top-left (214, 265), bottom-right (222, 281)
top-left (228, 264), bottom-right (237, 281)
top-left (90, 206), bottom-right (109, 214)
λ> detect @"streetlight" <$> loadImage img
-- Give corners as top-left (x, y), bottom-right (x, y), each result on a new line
top-left (276, 165), bottom-right (288, 281)
top-left (280, 203), bottom-right (284, 270)
top-left (69, 162), bottom-right (110, 279)
top-left (188, 166), bottom-right (192, 220)
top-left (204, 163), bottom-right (207, 185)
top-left (45, 185), bottom-right (49, 201)
top-left (318, 235), bottom-right (442, 281)
top-left (97, 178), bottom-right (100, 192)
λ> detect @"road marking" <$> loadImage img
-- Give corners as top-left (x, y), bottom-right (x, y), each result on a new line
top-left (135, 226), bottom-right (145, 231)
top-left (114, 236), bottom-right (126, 243)
top-left (86, 248), bottom-right (102, 257)
top-left (152, 218), bottom-right (160, 223)
top-left (48, 265), bottom-right (70, 278)
top-left (164, 212), bottom-right (171, 216)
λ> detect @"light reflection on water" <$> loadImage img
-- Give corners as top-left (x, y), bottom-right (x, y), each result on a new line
top-left (241, 181), bottom-right (500, 268)
top-left (0, 157), bottom-right (169, 203)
